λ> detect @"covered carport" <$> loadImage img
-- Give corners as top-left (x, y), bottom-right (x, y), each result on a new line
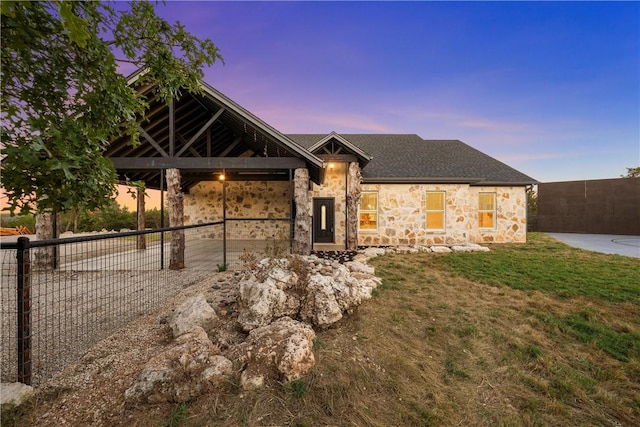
top-left (105, 70), bottom-right (325, 267)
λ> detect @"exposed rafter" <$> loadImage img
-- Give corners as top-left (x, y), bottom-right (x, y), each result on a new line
top-left (175, 107), bottom-right (225, 157)
top-left (137, 126), bottom-right (168, 157)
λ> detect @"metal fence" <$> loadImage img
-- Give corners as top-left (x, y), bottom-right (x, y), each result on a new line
top-left (1, 218), bottom-right (293, 387)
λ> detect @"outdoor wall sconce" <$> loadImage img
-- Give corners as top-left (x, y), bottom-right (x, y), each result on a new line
top-left (329, 162), bottom-right (335, 170)
top-left (218, 173), bottom-right (225, 181)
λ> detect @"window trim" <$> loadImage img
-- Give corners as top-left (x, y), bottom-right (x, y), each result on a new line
top-left (478, 192), bottom-right (497, 229)
top-left (425, 191), bottom-right (446, 231)
top-left (358, 191), bottom-right (379, 231)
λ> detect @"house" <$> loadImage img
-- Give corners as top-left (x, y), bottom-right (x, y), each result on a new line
top-left (107, 72), bottom-right (537, 254)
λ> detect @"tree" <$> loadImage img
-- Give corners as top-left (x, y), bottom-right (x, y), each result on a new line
top-left (622, 167), bottom-right (640, 178)
top-left (1, 1), bottom-right (222, 214)
top-left (526, 185), bottom-right (538, 232)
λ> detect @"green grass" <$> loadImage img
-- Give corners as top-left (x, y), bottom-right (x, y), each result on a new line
top-left (163, 401), bottom-right (188, 427)
top-left (430, 233), bottom-right (640, 304)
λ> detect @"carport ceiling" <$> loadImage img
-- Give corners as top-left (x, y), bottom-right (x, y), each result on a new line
top-left (106, 75), bottom-right (323, 191)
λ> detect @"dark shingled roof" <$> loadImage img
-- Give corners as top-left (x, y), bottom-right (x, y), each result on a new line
top-left (287, 134), bottom-right (537, 185)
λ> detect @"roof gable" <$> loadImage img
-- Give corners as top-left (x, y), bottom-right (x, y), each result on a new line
top-left (108, 70), bottom-right (325, 189)
top-left (303, 132), bottom-right (372, 168)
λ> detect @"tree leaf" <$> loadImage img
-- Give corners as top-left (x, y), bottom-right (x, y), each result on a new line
top-left (58, 1), bottom-right (90, 48)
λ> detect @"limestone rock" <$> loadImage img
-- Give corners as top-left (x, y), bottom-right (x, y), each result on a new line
top-left (344, 260), bottom-right (375, 275)
top-left (237, 257), bottom-right (378, 330)
top-left (169, 294), bottom-right (218, 338)
top-left (300, 275), bottom-right (344, 327)
top-left (451, 245), bottom-right (475, 252)
top-left (124, 326), bottom-right (232, 403)
top-left (430, 246), bottom-right (452, 253)
top-left (232, 317), bottom-right (315, 386)
top-left (0, 382), bottom-right (34, 410)
top-left (361, 247), bottom-right (386, 259)
top-left (236, 268), bottom-right (300, 332)
top-left (467, 243), bottom-right (490, 252)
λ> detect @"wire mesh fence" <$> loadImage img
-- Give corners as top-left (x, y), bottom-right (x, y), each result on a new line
top-left (1, 218), bottom-right (293, 387)
top-left (1, 222), bottom-right (229, 386)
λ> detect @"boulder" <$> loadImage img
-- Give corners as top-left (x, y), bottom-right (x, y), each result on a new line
top-left (451, 245), bottom-right (475, 252)
top-left (344, 260), bottom-right (375, 275)
top-left (124, 326), bottom-right (232, 403)
top-left (0, 382), bottom-right (34, 410)
top-left (236, 269), bottom-right (301, 332)
top-left (300, 275), bottom-right (344, 327)
top-left (361, 247), bottom-right (386, 259)
top-left (231, 317), bottom-right (315, 387)
top-left (430, 246), bottom-right (452, 253)
top-left (169, 294), bottom-right (218, 338)
top-left (467, 243), bottom-right (490, 252)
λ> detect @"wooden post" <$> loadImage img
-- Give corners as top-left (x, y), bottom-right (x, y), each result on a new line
top-left (34, 212), bottom-right (54, 269)
top-left (166, 168), bottom-right (185, 269)
top-left (293, 168), bottom-right (311, 255)
top-left (136, 187), bottom-right (146, 250)
top-left (346, 162), bottom-right (362, 251)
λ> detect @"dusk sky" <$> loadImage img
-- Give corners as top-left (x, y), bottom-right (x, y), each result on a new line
top-left (138, 0), bottom-right (639, 185)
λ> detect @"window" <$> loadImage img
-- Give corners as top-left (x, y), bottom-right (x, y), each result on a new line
top-left (359, 192), bottom-right (378, 230)
top-left (426, 191), bottom-right (445, 230)
top-left (478, 193), bottom-right (496, 228)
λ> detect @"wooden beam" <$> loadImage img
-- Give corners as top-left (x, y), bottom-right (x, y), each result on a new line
top-left (206, 128), bottom-right (212, 157)
top-left (137, 126), bottom-right (169, 157)
top-left (175, 108), bottom-right (225, 157)
top-left (219, 135), bottom-right (243, 157)
top-left (169, 99), bottom-right (175, 156)
top-left (110, 156), bottom-right (306, 170)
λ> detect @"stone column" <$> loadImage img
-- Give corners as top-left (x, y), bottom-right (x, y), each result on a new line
top-left (166, 168), bottom-right (185, 269)
top-left (346, 162), bottom-right (362, 251)
top-left (293, 168), bottom-right (311, 255)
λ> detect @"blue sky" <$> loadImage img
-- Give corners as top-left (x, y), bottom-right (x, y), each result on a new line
top-left (150, 0), bottom-right (639, 183)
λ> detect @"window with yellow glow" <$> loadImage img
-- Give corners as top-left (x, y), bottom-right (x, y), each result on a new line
top-left (426, 191), bottom-right (445, 230)
top-left (478, 193), bottom-right (496, 228)
top-left (359, 192), bottom-right (378, 230)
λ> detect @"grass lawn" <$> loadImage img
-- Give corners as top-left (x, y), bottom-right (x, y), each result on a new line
top-left (7, 233), bottom-right (639, 426)
top-left (146, 233), bottom-right (639, 426)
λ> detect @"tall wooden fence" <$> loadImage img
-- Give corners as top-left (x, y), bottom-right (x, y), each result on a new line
top-left (537, 178), bottom-right (640, 235)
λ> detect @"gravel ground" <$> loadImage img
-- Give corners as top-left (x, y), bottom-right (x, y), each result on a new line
top-left (1, 266), bottom-right (213, 386)
top-left (10, 272), bottom-right (241, 426)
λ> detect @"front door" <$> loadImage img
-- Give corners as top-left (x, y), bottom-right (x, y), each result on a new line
top-left (313, 198), bottom-right (335, 243)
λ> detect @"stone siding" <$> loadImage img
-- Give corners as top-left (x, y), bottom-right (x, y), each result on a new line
top-left (358, 184), bottom-right (527, 246)
top-left (182, 177), bottom-right (527, 245)
top-left (184, 181), bottom-right (290, 240)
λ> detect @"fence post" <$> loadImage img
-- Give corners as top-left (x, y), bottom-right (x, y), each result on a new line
top-left (16, 236), bottom-right (32, 385)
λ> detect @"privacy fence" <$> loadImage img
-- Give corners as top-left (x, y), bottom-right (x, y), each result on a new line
top-left (537, 178), bottom-right (640, 235)
top-left (1, 219), bottom-right (291, 387)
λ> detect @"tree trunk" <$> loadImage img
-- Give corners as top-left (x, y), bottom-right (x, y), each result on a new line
top-left (136, 187), bottom-right (146, 250)
top-left (34, 213), bottom-right (54, 269)
top-left (293, 168), bottom-right (311, 255)
top-left (166, 168), bottom-right (185, 269)
top-left (346, 162), bottom-right (362, 251)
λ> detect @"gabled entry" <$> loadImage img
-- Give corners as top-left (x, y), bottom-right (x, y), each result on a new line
top-left (313, 198), bottom-right (335, 243)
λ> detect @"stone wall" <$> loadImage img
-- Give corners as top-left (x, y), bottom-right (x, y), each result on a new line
top-left (184, 181), bottom-right (291, 240)
top-left (358, 184), bottom-right (527, 246)
top-left (182, 178), bottom-right (528, 245)
top-left (309, 162), bottom-right (348, 246)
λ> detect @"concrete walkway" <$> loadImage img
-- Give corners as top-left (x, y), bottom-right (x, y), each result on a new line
top-left (546, 233), bottom-right (640, 258)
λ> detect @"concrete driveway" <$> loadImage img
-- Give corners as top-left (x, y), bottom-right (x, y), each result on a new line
top-left (546, 233), bottom-right (640, 258)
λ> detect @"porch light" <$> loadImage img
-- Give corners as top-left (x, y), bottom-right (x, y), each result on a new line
top-left (329, 162), bottom-right (335, 170)
top-left (218, 173), bottom-right (225, 181)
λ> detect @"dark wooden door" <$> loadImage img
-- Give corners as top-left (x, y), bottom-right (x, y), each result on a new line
top-left (313, 198), bottom-right (335, 243)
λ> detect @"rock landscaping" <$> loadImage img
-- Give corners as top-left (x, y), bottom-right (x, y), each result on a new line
top-left (125, 251), bottom-right (384, 403)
